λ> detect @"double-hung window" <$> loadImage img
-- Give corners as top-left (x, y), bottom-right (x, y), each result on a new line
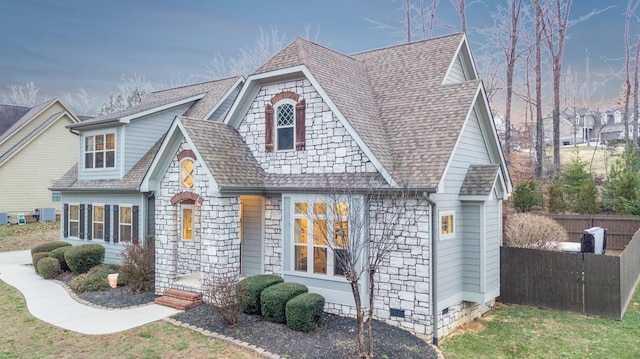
top-left (85, 133), bottom-right (115, 169)
top-left (120, 206), bottom-right (132, 242)
top-left (276, 103), bottom-right (295, 151)
top-left (93, 205), bottom-right (104, 240)
top-left (69, 204), bottom-right (79, 238)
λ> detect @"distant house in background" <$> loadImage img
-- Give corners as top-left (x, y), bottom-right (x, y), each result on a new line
top-left (543, 107), bottom-right (637, 145)
top-left (0, 99), bottom-right (81, 222)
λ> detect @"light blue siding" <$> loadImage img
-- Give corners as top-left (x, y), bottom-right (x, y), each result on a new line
top-left (124, 104), bottom-right (191, 173)
top-left (241, 196), bottom-right (263, 276)
top-left (462, 204), bottom-right (481, 293)
top-left (484, 193), bottom-right (501, 292)
top-left (444, 55), bottom-right (468, 84)
top-left (208, 85), bottom-right (241, 121)
top-left (434, 108), bottom-right (491, 308)
top-left (61, 192), bottom-right (144, 264)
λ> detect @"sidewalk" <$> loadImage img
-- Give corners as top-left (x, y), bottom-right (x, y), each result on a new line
top-left (0, 250), bottom-right (180, 335)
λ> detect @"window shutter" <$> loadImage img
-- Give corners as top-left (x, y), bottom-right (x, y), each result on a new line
top-left (295, 99), bottom-right (306, 151)
top-left (79, 204), bottom-right (85, 239)
top-left (87, 205), bottom-right (93, 240)
top-left (104, 205), bottom-right (111, 243)
top-left (113, 205), bottom-right (119, 243)
top-left (63, 204), bottom-right (69, 238)
top-left (132, 205), bottom-right (139, 245)
top-left (265, 104), bottom-right (274, 152)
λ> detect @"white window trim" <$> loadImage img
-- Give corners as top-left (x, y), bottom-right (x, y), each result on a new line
top-left (286, 194), bottom-right (362, 280)
top-left (84, 132), bottom-right (116, 170)
top-left (180, 158), bottom-right (196, 189)
top-left (274, 99), bottom-right (297, 152)
top-left (68, 203), bottom-right (80, 239)
top-left (439, 210), bottom-right (456, 240)
top-left (181, 204), bottom-right (194, 241)
top-left (92, 203), bottom-right (105, 241)
top-left (119, 205), bottom-right (133, 243)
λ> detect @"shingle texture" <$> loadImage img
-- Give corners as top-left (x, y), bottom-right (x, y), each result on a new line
top-left (254, 33), bottom-right (479, 188)
top-left (460, 164), bottom-right (500, 196)
top-left (0, 99), bottom-right (56, 142)
top-left (0, 104), bottom-right (31, 137)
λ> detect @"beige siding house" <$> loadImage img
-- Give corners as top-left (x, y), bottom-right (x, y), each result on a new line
top-left (0, 99), bottom-right (80, 222)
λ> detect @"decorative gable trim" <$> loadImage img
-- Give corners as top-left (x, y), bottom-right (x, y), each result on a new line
top-left (270, 91), bottom-right (299, 104)
top-left (177, 149), bottom-right (197, 161)
top-left (170, 191), bottom-right (204, 206)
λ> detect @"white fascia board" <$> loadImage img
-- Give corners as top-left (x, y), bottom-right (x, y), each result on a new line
top-left (140, 117), bottom-right (181, 192)
top-left (120, 94), bottom-right (206, 123)
top-left (203, 76), bottom-right (245, 121)
top-left (441, 34), bottom-right (478, 86)
top-left (476, 85), bottom-right (513, 193)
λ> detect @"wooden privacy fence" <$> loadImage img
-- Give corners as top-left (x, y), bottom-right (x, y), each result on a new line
top-left (500, 230), bottom-right (640, 319)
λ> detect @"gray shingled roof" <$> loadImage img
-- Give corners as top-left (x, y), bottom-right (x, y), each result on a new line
top-left (0, 111), bottom-right (64, 163)
top-left (264, 172), bottom-right (390, 190)
top-left (460, 164), bottom-right (500, 196)
top-left (50, 136), bottom-right (164, 191)
top-left (180, 117), bottom-right (265, 187)
top-left (0, 99), bottom-right (57, 143)
top-left (71, 76), bottom-right (242, 128)
top-left (253, 33), bottom-right (474, 188)
top-left (0, 104), bottom-right (31, 136)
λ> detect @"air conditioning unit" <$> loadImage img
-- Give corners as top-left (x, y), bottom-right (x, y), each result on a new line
top-left (37, 208), bottom-right (56, 222)
top-left (581, 227), bottom-right (607, 255)
top-left (0, 212), bottom-right (7, 225)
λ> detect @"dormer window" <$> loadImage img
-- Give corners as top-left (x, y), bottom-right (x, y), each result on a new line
top-left (264, 91), bottom-right (306, 152)
top-left (181, 159), bottom-right (195, 189)
top-left (85, 133), bottom-right (115, 169)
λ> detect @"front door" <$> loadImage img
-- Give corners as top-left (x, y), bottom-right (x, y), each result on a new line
top-left (240, 196), bottom-right (264, 276)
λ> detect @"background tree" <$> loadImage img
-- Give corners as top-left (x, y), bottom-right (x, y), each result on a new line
top-left (623, 0), bottom-right (639, 142)
top-left (602, 141), bottom-right (640, 214)
top-left (63, 88), bottom-right (97, 116)
top-left (3, 81), bottom-right (40, 107)
top-left (97, 73), bottom-right (152, 115)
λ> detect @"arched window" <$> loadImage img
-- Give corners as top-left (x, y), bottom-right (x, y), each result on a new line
top-left (180, 159), bottom-right (195, 189)
top-left (264, 92), bottom-right (306, 152)
top-left (276, 103), bottom-right (295, 150)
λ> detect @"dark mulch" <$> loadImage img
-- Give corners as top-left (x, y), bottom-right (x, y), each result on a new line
top-left (75, 286), bottom-right (437, 359)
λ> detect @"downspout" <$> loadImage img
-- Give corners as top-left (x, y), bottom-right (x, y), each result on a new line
top-left (423, 193), bottom-right (439, 346)
top-left (68, 128), bottom-right (79, 136)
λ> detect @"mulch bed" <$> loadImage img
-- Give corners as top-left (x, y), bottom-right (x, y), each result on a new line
top-left (76, 287), bottom-right (437, 359)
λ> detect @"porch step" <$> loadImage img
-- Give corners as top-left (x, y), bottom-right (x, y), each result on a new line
top-left (154, 289), bottom-right (202, 310)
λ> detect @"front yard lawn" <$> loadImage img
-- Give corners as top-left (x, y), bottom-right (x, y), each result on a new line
top-left (0, 221), bottom-right (58, 252)
top-left (440, 288), bottom-right (640, 358)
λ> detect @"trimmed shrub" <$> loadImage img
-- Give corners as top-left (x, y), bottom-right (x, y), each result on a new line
top-left (236, 274), bottom-right (283, 314)
top-left (69, 264), bottom-right (123, 292)
top-left (37, 257), bottom-right (61, 279)
top-left (286, 293), bottom-right (325, 332)
top-left (32, 252), bottom-right (50, 273)
top-left (261, 282), bottom-right (308, 323)
top-left (117, 242), bottom-right (154, 291)
top-left (64, 244), bottom-right (105, 274)
top-left (49, 246), bottom-right (72, 271)
top-left (31, 241), bottom-right (71, 255)
top-left (504, 213), bottom-right (568, 250)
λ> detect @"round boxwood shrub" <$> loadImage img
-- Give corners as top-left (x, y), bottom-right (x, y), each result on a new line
top-left (32, 252), bottom-right (50, 273)
top-left (236, 274), bottom-right (284, 314)
top-left (286, 293), bottom-right (325, 332)
top-left (64, 244), bottom-right (105, 274)
top-left (31, 241), bottom-right (71, 255)
top-left (261, 282), bottom-right (308, 323)
top-left (49, 246), bottom-right (72, 271)
top-left (37, 257), bottom-right (61, 279)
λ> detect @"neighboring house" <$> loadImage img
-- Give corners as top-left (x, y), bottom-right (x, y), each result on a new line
top-left (142, 33), bottom-right (511, 339)
top-left (50, 77), bottom-right (243, 262)
top-left (0, 99), bottom-right (81, 222)
top-left (597, 108), bottom-right (637, 142)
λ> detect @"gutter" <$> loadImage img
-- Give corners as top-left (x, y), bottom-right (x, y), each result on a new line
top-left (423, 193), bottom-right (439, 347)
top-left (217, 185), bottom-right (438, 196)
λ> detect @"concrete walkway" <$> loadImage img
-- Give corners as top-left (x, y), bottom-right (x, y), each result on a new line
top-left (0, 250), bottom-right (180, 335)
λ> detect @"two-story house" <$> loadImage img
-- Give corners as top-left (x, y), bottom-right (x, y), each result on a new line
top-left (0, 99), bottom-right (81, 222)
top-left (142, 33), bottom-right (511, 340)
top-left (51, 77), bottom-right (243, 262)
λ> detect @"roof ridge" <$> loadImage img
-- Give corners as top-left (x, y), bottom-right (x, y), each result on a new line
top-left (350, 32), bottom-right (463, 57)
top-left (150, 76), bottom-right (241, 95)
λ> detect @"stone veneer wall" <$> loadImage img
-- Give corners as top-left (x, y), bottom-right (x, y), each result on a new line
top-left (263, 195), bottom-right (282, 275)
top-left (236, 78), bottom-right (377, 175)
top-left (436, 301), bottom-right (483, 338)
top-left (155, 140), bottom-right (240, 296)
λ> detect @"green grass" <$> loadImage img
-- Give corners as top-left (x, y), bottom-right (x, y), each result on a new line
top-left (440, 287), bottom-right (640, 358)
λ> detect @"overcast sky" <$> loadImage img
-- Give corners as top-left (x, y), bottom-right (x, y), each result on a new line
top-left (0, 0), bottom-right (633, 115)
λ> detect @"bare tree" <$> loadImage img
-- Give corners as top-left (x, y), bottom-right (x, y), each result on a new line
top-left (63, 88), bottom-right (97, 116)
top-left (310, 188), bottom-right (424, 359)
top-left (624, 0), bottom-right (640, 142)
top-left (634, 36), bottom-right (640, 144)
top-left (97, 73), bottom-right (152, 115)
top-left (449, 0), bottom-right (467, 33)
top-left (532, 0), bottom-right (545, 178)
top-left (3, 81), bottom-right (40, 107)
